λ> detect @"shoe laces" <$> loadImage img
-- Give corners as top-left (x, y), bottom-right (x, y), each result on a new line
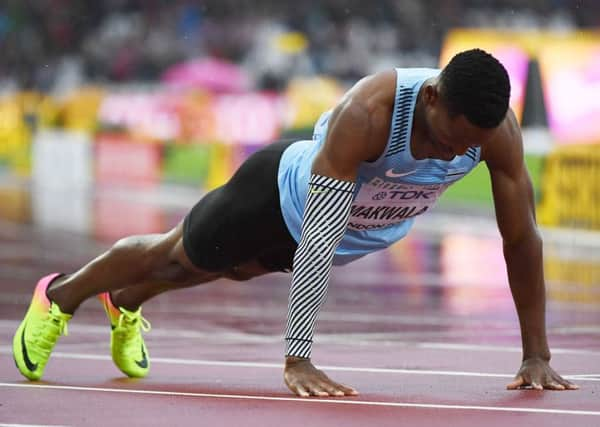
top-left (115, 307), bottom-right (151, 342)
top-left (33, 303), bottom-right (70, 356)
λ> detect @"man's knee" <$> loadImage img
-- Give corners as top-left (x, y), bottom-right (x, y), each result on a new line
top-left (109, 234), bottom-right (173, 277)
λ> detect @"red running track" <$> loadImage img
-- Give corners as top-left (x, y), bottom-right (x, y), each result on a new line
top-left (1, 215), bottom-right (599, 426)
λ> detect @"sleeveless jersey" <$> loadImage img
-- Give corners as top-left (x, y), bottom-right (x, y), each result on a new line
top-left (277, 68), bottom-right (481, 265)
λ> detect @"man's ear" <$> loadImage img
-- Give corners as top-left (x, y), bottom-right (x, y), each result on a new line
top-left (423, 84), bottom-right (439, 106)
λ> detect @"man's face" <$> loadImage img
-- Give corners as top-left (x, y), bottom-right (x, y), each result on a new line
top-left (422, 86), bottom-right (499, 161)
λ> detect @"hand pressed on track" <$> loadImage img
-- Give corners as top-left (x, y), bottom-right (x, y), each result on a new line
top-left (506, 357), bottom-right (579, 391)
top-left (284, 356), bottom-right (359, 397)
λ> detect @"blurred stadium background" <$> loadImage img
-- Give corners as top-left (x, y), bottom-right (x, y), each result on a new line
top-left (0, 0), bottom-right (599, 306)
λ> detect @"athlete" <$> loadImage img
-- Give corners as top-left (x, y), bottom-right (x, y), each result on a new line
top-left (13, 48), bottom-right (578, 396)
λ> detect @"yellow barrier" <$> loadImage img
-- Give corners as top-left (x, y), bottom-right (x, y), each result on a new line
top-left (0, 91), bottom-right (62, 175)
top-left (545, 257), bottom-right (600, 303)
top-left (537, 144), bottom-right (600, 230)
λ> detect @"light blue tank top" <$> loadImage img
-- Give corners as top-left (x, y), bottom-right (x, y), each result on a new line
top-left (278, 68), bottom-right (481, 265)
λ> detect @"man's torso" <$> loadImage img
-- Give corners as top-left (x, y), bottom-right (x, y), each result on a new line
top-left (278, 68), bottom-right (481, 265)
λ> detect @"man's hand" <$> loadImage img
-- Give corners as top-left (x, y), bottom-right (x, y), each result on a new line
top-left (507, 357), bottom-right (579, 391)
top-left (284, 356), bottom-right (359, 397)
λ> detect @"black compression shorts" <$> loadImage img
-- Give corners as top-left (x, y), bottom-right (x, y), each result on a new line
top-left (182, 140), bottom-right (299, 273)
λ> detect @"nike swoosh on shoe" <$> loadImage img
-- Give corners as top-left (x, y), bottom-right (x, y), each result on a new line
top-left (135, 344), bottom-right (148, 369)
top-left (21, 324), bottom-right (38, 372)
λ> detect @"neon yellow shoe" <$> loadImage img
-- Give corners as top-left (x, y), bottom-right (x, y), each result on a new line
top-left (99, 292), bottom-right (151, 378)
top-left (13, 273), bottom-right (72, 380)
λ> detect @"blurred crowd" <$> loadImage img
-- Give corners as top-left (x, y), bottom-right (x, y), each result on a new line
top-left (0, 0), bottom-right (596, 93)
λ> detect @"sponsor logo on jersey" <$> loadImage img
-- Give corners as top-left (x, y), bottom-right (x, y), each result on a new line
top-left (385, 168), bottom-right (416, 178)
top-left (346, 177), bottom-right (448, 231)
top-left (350, 205), bottom-right (428, 221)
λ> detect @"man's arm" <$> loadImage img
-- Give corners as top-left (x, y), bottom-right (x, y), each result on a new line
top-left (283, 72), bottom-right (394, 397)
top-left (484, 111), bottom-right (577, 391)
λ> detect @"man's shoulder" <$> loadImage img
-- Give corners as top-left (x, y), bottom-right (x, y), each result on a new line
top-left (481, 109), bottom-right (523, 171)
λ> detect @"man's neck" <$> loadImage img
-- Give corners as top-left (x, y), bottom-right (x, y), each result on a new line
top-left (410, 89), bottom-right (428, 160)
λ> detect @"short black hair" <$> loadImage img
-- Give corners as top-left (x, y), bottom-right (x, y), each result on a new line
top-left (439, 48), bottom-right (511, 128)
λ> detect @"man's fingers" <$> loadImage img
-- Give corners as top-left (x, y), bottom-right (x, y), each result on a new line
top-left (317, 381), bottom-right (344, 397)
top-left (335, 382), bottom-right (359, 396)
top-left (284, 377), bottom-right (309, 397)
top-left (506, 360), bottom-right (580, 392)
top-left (507, 374), bottom-right (543, 390)
top-left (318, 380), bottom-right (358, 397)
top-left (294, 380), bottom-right (358, 398)
top-left (317, 380), bottom-right (344, 396)
top-left (310, 388), bottom-right (329, 397)
top-left (544, 381), bottom-right (565, 391)
top-left (323, 375), bottom-right (358, 396)
top-left (293, 384), bottom-right (310, 397)
top-left (506, 376), bottom-right (525, 390)
top-left (559, 378), bottom-right (580, 390)
top-left (294, 383), bottom-right (330, 397)
top-left (310, 380), bottom-right (347, 397)
top-left (285, 367), bottom-right (358, 398)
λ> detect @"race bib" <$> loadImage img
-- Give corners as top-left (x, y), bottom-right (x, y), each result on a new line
top-left (348, 177), bottom-right (449, 231)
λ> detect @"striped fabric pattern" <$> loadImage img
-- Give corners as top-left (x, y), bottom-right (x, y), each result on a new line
top-left (465, 147), bottom-right (478, 161)
top-left (385, 86), bottom-right (412, 157)
top-left (284, 174), bottom-right (356, 358)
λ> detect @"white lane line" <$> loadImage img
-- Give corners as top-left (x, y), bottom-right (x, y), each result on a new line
top-left (0, 424), bottom-right (70, 427)
top-left (0, 383), bottom-right (598, 416)
top-left (1, 350), bottom-right (598, 382)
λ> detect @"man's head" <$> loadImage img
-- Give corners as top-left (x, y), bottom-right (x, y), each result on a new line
top-left (420, 48), bottom-right (511, 160)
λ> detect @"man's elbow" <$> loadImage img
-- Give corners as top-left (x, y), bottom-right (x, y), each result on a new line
top-left (503, 225), bottom-right (542, 253)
